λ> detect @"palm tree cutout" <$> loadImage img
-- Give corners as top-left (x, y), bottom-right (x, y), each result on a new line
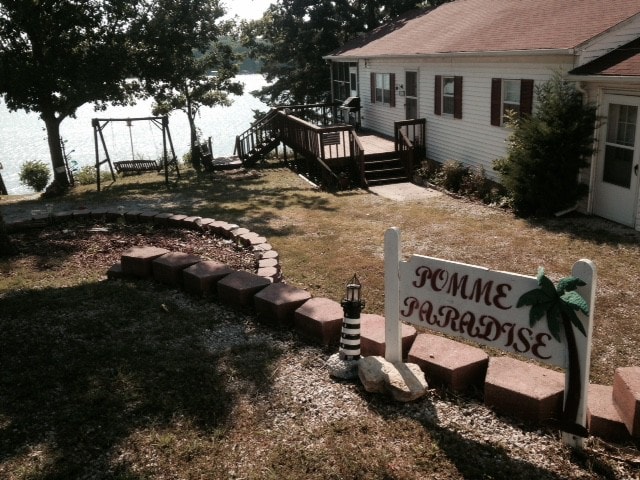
top-left (517, 267), bottom-right (589, 436)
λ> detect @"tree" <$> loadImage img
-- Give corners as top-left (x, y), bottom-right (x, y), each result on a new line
top-left (517, 268), bottom-right (590, 436)
top-left (0, 1), bottom-right (143, 195)
top-left (243, 0), bottom-right (426, 106)
top-left (493, 73), bottom-right (597, 217)
top-left (141, 1), bottom-right (243, 171)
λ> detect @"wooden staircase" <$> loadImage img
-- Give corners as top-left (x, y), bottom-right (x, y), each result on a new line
top-left (363, 152), bottom-right (410, 186)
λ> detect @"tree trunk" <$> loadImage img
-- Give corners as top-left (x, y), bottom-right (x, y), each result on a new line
top-left (561, 314), bottom-right (587, 436)
top-left (42, 112), bottom-right (70, 194)
top-left (185, 92), bottom-right (201, 171)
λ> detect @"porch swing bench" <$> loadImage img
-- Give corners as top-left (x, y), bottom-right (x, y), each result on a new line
top-left (114, 159), bottom-right (162, 175)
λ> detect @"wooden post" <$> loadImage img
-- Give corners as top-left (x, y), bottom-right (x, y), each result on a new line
top-left (384, 227), bottom-right (402, 363)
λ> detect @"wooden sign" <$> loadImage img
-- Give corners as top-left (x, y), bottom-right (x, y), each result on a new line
top-left (384, 227), bottom-right (597, 447)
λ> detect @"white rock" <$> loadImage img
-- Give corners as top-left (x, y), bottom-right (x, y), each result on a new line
top-left (358, 356), bottom-right (428, 402)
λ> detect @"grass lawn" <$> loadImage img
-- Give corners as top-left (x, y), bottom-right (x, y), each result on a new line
top-left (1, 164), bottom-right (639, 478)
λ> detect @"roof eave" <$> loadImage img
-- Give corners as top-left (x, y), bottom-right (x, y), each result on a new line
top-left (567, 74), bottom-right (640, 83)
top-left (324, 48), bottom-right (574, 61)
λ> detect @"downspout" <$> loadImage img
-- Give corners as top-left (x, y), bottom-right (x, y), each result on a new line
top-left (575, 80), bottom-right (598, 215)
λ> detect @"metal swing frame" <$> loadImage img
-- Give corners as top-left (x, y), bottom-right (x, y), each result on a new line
top-left (91, 116), bottom-right (180, 191)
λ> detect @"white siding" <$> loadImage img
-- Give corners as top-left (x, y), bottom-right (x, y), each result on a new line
top-left (358, 56), bottom-right (574, 179)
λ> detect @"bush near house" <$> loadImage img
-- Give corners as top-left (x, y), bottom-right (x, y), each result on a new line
top-left (493, 74), bottom-right (597, 217)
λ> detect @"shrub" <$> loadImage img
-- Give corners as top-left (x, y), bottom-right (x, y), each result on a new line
top-left (461, 165), bottom-right (492, 201)
top-left (436, 160), bottom-right (468, 193)
top-left (19, 160), bottom-right (50, 192)
top-left (493, 73), bottom-right (596, 217)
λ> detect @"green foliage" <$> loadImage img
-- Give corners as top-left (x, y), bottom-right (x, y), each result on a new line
top-left (19, 160), bottom-right (51, 192)
top-left (74, 165), bottom-right (112, 186)
top-left (493, 73), bottom-right (597, 217)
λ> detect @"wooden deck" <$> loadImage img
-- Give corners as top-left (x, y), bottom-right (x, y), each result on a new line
top-left (321, 129), bottom-right (396, 160)
top-left (357, 132), bottom-right (396, 156)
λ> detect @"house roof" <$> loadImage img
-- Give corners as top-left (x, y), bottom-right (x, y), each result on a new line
top-left (570, 38), bottom-right (640, 77)
top-left (328, 0), bottom-right (640, 58)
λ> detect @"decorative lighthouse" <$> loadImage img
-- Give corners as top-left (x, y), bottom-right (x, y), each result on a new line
top-left (328, 274), bottom-right (365, 379)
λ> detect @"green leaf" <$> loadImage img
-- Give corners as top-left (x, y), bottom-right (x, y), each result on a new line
top-left (538, 274), bottom-right (558, 299)
top-left (536, 267), bottom-right (546, 283)
top-left (529, 302), bottom-right (550, 328)
top-left (517, 288), bottom-right (548, 308)
top-left (547, 304), bottom-right (562, 342)
top-left (561, 302), bottom-right (587, 337)
top-left (556, 276), bottom-right (586, 295)
top-left (561, 291), bottom-right (589, 316)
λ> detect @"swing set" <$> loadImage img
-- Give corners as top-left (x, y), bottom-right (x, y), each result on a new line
top-left (91, 116), bottom-right (180, 191)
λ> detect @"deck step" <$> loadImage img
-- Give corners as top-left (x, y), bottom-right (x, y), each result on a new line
top-left (364, 157), bottom-right (409, 186)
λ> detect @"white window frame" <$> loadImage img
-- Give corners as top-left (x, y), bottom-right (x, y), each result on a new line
top-left (442, 76), bottom-right (455, 115)
top-left (375, 73), bottom-right (391, 105)
top-left (502, 79), bottom-right (521, 124)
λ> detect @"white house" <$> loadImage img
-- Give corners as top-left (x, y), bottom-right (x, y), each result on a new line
top-left (324, 0), bottom-right (640, 229)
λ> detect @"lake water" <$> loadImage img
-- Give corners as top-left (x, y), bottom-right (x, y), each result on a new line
top-left (0, 74), bottom-right (269, 195)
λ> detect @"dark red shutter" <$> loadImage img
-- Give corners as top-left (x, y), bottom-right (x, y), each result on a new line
top-left (371, 73), bottom-right (376, 103)
top-left (454, 76), bottom-right (463, 119)
top-left (390, 73), bottom-right (396, 107)
top-left (520, 79), bottom-right (534, 117)
top-left (490, 78), bottom-right (502, 126)
top-left (434, 75), bottom-right (442, 116)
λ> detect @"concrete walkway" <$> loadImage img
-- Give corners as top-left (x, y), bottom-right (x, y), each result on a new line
top-left (368, 182), bottom-right (442, 201)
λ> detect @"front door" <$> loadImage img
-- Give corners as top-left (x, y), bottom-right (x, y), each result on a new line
top-left (593, 95), bottom-right (640, 227)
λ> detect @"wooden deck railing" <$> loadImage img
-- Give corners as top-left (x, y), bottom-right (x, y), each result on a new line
top-left (234, 108), bottom-right (280, 160)
top-left (276, 103), bottom-right (340, 127)
top-left (394, 118), bottom-right (427, 176)
top-left (278, 111), bottom-right (360, 190)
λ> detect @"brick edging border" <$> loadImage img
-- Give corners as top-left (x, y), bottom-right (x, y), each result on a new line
top-left (4, 208), bottom-right (282, 283)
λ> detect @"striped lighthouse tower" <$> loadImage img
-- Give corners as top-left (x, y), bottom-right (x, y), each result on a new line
top-left (339, 274), bottom-right (365, 361)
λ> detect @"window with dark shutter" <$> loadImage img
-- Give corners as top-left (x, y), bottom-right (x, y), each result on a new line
top-left (454, 76), bottom-right (463, 119)
top-left (371, 73), bottom-right (376, 104)
top-left (491, 78), bottom-right (502, 126)
top-left (390, 73), bottom-right (396, 108)
top-left (520, 79), bottom-right (534, 117)
top-left (435, 75), bottom-right (442, 116)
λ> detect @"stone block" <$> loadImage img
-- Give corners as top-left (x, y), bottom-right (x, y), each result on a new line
top-left (182, 260), bottom-right (235, 296)
top-left (613, 367), bottom-right (640, 437)
top-left (294, 297), bottom-right (344, 346)
top-left (181, 216), bottom-right (203, 229)
top-left (167, 214), bottom-right (188, 226)
top-left (153, 212), bottom-right (175, 225)
top-left (121, 246), bottom-right (169, 278)
top-left (123, 210), bottom-right (144, 222)
top-left (254, 283), bottom-right (312, 325)
top-left (360, 314), bottom-right (417, 358)
top-left (484, 357), bottom-right (564, 424)
top-left (138, 211), bottom-right (160, 222)
top-left (152, 252), bottom-right (203, 286)
top-left (257, 266), bottom-right (279, 282)
top-left (408, 333), bottom-right (489, 392)
top-left (260, 249), bottom-right (279, 260)
top-left (217, 270), bottom-right (271, 307)
top-left (587, 384), bottom-right (631, 442)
